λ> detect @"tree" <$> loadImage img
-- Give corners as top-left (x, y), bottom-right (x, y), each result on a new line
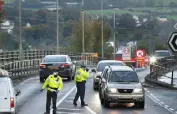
top-left (119, 14), bottom-right (136, 29)
top-left (71, 18), bottom-right (112, 57)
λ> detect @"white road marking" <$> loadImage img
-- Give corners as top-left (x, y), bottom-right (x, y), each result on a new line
top-left (161, 102), bottom-right (164, 104)
top-left (63, 100), bottom-right (74, 103)
top-left (146, 93), bottom-right (174, 114)
top-left (57, 108), bottom-right (83, 111)
top-left (170, 108), bottom-right (174, 111)
top-left (50, 85), bottom-right (98, 114)
top-left (165, 105), bottom-right (169, 108)
top-left (57, 112), bottom-right (82, 114)
top-left (50, 86), bottom-right (76, 114)
top-left (146, 90), bottom-right (150, 93)
top-left (85, 106), bottom-right (97, 114)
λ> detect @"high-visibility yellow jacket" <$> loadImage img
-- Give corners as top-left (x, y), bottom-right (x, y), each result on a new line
top-left (42, 74), bottom-right (63, 92)
top-left (74, 68), bottom-right (90, 82)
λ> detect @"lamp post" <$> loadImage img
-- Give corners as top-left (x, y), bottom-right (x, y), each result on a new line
top-left (56, 0), bottom-right (59, 54)
top-left (113, 8), bottom-right (119, 60)
top-left (19, 0), bottom-right (22, 59)
top-left (81, 0), bottom-right (85, 55)
top-left (101, 0), bottom-right (104, 59)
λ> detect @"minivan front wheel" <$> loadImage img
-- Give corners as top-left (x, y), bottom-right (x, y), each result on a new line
top-left (135, 101), bottom-right (145, 109)
top-left (103, 95), bottom-right (110, 108)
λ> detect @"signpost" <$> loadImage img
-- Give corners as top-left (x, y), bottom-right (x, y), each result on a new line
top-left (122, 47), bottom-right (131, 61)
top-left (136, 50), bottom-right (145, 68)
top-left (168, 32), bottom-right (177, 52)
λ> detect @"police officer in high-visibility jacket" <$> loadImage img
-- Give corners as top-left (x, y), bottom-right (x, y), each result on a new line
top-left (73, 65), bottom-right (90, 107)
top-left (41, 68), bottom-right (63, 114)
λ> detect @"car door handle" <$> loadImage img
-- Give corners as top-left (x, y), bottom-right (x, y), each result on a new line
top-left (4, 98), bottom-right (7, 99)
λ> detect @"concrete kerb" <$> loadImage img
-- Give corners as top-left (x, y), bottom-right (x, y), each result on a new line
top-left (145, 74), bottom-right (177, 90)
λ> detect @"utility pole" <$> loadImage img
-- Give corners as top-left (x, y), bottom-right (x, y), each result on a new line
top-left (113, 10), bottom-right (116, 60)
top-left (82, 0), bottom-right (85, 55)
top-left (19, 0), bottom-right (22, 59)
top-left (56, 0), bottom-right (59, 54)
top-left (101, 0), bottom-right (104, 59)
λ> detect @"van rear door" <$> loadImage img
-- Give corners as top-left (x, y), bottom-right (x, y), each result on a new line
top-left (0, 81), bottom-right (10, 111)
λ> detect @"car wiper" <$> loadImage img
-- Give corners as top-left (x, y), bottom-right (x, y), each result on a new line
top-left (114, 80), bottom-right (130, 83)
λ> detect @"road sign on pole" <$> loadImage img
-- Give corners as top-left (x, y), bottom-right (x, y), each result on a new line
top-left (174, 23), bottom-right (177, 29)
top-left (136, 50), bottom-right (145, 68)
top-left (136, 50), bottom-right (145, 58)
top-left (168, 32), bottom-right (177, 52)
top-left (122, 47), bottom-right (131, 60)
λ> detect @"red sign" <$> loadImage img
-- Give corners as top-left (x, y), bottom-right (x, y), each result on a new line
top-left (136, 50), bottom-right (145, 58)
top-left (136, 50), bottom-right (145, 68)
top-left (0, 1), bottom-right (4, 5)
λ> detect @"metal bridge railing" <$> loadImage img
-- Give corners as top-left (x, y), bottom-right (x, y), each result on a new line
top-left (0, 50), bottom-right (82, 65)
top-left (149, 55), bottom-right (177, 87)
top-left (0, 55), bottom-right (98, 80)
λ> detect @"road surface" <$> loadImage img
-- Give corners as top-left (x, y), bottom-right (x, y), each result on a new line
top-left (14, 69), bottom-right (177, 114)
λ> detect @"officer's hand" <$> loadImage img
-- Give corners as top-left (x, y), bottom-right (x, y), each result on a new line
top-left (56, 90), bottom-right (59, 93)
top-left (40, 89), bottom-right (44, 92)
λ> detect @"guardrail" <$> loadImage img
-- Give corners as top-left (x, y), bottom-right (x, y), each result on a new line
top-left (0, 50), bottom-right (82, 65)
top-left (146, 55), bottom-right (177, 87)
top-left (1, 55), bottom-right (98, 80)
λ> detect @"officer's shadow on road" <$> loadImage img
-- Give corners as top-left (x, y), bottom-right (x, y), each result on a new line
top-left (107, 103), bottom-right (144, 110)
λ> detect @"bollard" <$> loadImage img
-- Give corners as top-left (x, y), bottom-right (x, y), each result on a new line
top-left (171, 71), bottom-right (174, 87)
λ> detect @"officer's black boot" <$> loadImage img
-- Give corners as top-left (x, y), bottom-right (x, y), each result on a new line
top-left (44, 112), bottom-right (49, 114)
top-left (81, 103), bottom-right (88, 107)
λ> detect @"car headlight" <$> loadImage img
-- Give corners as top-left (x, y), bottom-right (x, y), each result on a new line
top-left (107, 88), bottom-right (117, 93)
top-left (150, 56), bottom-right (156, 64)
top-left (133, 88), bottom-right (143, 93)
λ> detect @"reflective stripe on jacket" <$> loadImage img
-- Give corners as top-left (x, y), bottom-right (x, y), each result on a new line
top-left (42, 74), bottom-right (63, 92)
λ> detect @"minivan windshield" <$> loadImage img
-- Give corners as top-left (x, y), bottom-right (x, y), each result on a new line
top-left (97, 62), bottom-right (124, 72)
top-left (108, 71), bottom-right (139, 83)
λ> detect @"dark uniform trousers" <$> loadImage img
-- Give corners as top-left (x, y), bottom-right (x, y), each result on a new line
top-left (46, 91), bottom-right (57, 114)
top-left (73, 81), bottom-right (86, 105)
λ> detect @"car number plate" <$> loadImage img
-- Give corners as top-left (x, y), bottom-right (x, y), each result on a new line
top-left (118, 96), bottom-right (132, 99)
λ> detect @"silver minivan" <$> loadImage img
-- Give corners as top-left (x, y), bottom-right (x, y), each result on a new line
top-left (0, 70), bottom-right (21, 114)
top-left (99, 66), bottom-right (145, 108)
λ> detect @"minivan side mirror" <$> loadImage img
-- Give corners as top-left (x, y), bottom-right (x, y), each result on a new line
top-left (16, 89), bottom-right (21, 96)
top-left (91, 69), bottom-right (96, 72)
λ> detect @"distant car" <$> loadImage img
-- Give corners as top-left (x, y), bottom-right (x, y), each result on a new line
top-left (39, 55), bottom-right (76, 82)
top-left (0, 70), bottom-right (21, 114)
top-left (150, 50), bottom-right (172, 64)
top-left (99, 66), bottom-right (145, 108)
top-left (92, 60), bottom-right (126, 90)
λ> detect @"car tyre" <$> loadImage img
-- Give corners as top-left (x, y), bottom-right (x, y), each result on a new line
top-left (103, 94), bottom-right (110, 108)
top-left (72, 69), bottom-right (76, 80)
top-left (67, 71), bottom-right (72, 81)
top-left (99, 90), bottom-right (104, 104)
top-left (135, 101), bottom-right (145, 109)
top-left (40, 77), bottom-right (44, 83)
top-left (93, 82), bottom-right (98, 90)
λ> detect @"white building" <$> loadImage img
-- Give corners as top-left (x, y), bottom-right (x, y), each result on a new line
top-left (1, 20), bottom-right (14, 33)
